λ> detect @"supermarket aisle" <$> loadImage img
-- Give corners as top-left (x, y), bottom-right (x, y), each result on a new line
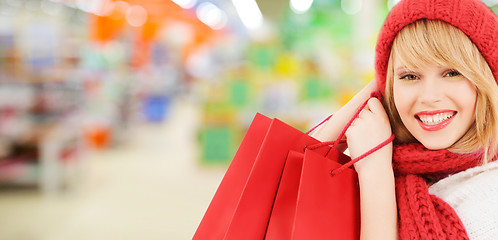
top-left (0, 99), bottom-right (227, 240)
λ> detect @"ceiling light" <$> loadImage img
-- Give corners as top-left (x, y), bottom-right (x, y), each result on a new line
top-left (290, 0), bottom-right (314, 14)
top-left (341, 0), bottom-right (362, 15)
top-left (231, 0), bottom-right (263, 30)
top-left (196, 2), bottom-right (228, 30)
top-left (126, 5), bottom-right (148, 27)
top-left (172, 0), bottom-right (197, 9)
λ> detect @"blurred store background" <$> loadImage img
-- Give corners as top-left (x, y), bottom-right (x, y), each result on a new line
top-left (0, 0), bottom-right (497, 239)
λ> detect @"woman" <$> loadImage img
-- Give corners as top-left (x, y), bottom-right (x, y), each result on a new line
top-left (314, 0), bottom-right (498, 239)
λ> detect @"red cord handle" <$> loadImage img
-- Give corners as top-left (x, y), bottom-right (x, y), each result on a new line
top-left (306, 115), bottom-right (332, 135)
top-left (305, 91), bottom-right (395, 176)
top-left (307, 91), bottom-right (383, 149)
top-left (330, 134), bottom-right (394, 176)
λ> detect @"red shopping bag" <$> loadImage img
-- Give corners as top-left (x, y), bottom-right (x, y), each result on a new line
top-left (264, 150), bottom-right (306, 240)
top-left (195, 92), bottom-right (394, 240)
top-left (265, 148), bottom-right (357, 240)
top-left (292, 149), bottom-right (361, 239)
top-left (193, 113), bottom-right (330, 240)
top-left (266, 91), bottom-right (394, 240)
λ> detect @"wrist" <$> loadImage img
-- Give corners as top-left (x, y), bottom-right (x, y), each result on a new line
top-left (354, 146), bottom-right (393, 178)
top-left (357, 161), bottom-right (394, 181)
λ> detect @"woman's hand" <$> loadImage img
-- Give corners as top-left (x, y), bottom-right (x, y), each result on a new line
top-left (313, 79), bottom-right (397, 240)
top-left (313, 79), bottom-right (379, 143)
top-left (345, 97), bottom-right (393, 174)
top-left (345, 97), bottom-right (398, 240)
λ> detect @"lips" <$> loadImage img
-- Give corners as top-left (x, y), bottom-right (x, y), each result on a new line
top-left (415, 110), bottom-right (456, 131)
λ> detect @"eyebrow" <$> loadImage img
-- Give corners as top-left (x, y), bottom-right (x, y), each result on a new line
top-left (394, 67), bottom-right (410, 75)
top-left (395, 65), bottom-right (422, 73)
top-left (395, 67), bottom-right (409, 72)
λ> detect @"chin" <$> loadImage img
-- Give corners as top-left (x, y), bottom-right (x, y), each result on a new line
top-left (418, 140), bottom-right (454, 150)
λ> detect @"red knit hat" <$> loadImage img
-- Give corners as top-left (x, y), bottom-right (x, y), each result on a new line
top-left (375, 0), bottom-right (498, 94)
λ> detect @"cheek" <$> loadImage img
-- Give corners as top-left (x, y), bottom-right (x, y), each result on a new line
top-left (393, 82), bottom-right (415, 117)
top-left (449, 81), bottom-right (477, 115)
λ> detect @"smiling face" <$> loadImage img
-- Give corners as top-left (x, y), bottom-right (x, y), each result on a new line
top-left (383, 19), bottom-right (498, 160)
top-left (392, 55), bottom-right (477, 149)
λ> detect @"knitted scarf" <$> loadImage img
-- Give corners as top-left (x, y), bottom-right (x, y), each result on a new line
top-left (392, 143), bottom-right (482, 240)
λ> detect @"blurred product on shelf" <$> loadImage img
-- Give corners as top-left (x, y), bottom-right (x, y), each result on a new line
top-left (194, 1), bottom-right (386, 165)
top-left (144, 94), bottom-right (172, 123)
top-left (0, 82), bottom-right (84, 194)
top-left (1, 0), bottom-right (491, 193)
top-left (84, 124), bottom-right (111, 149)
top-left (0, 0), bottom-right (229, 193)
top-left (199, 125), bottom-right (237, 164)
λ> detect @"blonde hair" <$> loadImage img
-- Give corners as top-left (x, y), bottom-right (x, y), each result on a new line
top-left (384, 19), bottom-right (498, 163)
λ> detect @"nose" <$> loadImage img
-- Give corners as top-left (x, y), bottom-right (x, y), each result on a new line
top-left (418, 77), bottom-right (443, 105)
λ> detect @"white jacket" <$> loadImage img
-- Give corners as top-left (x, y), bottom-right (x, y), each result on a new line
top-left (429, 160), bottom-right (498, 239)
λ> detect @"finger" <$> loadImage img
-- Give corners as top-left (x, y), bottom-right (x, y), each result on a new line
top-left (366, 98), bottom-right (385, 115)
top-left (345, 124), bottom-right (353, 137)
top-left (362, 100), bottom-right (373, 114)
top-left (357, 109), bottom-right (363, 119)
top-left (357, 108), bottom-right (369, 119)
top-left (350, 117), bottom-right (357, 127)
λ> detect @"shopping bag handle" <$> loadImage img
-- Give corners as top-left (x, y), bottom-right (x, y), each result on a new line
top-left (329, 134), bottom-right (394, 176)
top-left (306, 91), bottom-right (395, 176)
top-left (307, 91), bottom-right (383, 148)
top-left (306, 115), bottom-right (333, 135)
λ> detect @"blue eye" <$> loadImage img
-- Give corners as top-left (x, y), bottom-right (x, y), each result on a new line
top-left (400, 74), bottom-right (419, 81)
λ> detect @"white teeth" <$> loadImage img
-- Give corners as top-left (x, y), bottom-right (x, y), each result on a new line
top-left (418, 112), bottom-right (455, 125)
